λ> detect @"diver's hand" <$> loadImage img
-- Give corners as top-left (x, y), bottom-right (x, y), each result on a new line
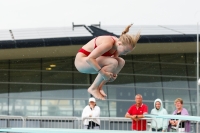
top-left (100, 70), bottom-right (113, 81)
top-left (108, 74), bottom-right (117, 82)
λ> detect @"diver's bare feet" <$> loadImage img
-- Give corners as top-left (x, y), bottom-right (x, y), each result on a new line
top-left (99, 87), bottom-right (107, 97)
top-left (88, 87), bottom-right (105, 100)
top-left (98, 80), bottom-right (107, 97)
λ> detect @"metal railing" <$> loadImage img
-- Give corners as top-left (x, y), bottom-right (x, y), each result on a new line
top-left (0, 115), bottom-right (155, 130)
top-left (24, 116), bottom-right (80, 129)
top-left (0, 115), bottom-right (199, 132)
top-left (0, 115), bottom-right (25, 128)
top-left (81, 117), bottom-right (156, 131)
top-left (168, 120), bottom-right (200, 133)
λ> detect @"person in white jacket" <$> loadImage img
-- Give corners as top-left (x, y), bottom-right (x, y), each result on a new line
top-left (150, 99), bottom-right (168, 132)
top-left (82, 97), bottom-right (100, 129)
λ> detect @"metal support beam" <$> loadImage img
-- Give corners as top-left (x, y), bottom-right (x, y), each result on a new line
top-left (72, 22), bottom-right (85, 31)
top-left (197, 22), bottom-right (199, 116)
top-left (9, 30), bottom-right (15, 40)
top-left (91, 22), bottom-right (101, 28)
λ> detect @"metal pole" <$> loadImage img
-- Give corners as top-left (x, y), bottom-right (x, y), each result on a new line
top-left (197, 22), bottom-right (199, 116)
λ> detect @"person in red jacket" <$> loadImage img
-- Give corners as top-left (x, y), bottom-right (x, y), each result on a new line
top-left (125, 94), bottom-right (148, 131)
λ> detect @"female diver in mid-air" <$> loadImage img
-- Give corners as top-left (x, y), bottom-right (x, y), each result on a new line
top-left (74, 24), bottom-right (140, 100)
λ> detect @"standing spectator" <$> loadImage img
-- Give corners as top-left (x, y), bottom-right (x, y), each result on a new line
top-left (168, 98), bottom-right (190, 132)
top-left (151, 98), bottom-right (168, 132)
top-left (125, 94), bottom-right (148, 131)
top-left (82, 97), bottom-right (100, 129)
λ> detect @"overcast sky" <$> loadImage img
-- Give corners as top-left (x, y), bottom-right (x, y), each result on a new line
top-left (0, 0), bottom-right (200, 29)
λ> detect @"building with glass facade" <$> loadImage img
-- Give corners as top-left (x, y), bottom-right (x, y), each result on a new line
top-left (0, 25), bottom-right (199, 117)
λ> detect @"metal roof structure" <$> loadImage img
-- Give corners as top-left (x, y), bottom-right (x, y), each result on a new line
top-left (101, 25), bottom-right (198, 35)
top-left (0, 24), bottom-right (199, 49)
top-left (0, 27), bottom-right (92, 41)
top-left (13, 27), bottom-right (92, 40)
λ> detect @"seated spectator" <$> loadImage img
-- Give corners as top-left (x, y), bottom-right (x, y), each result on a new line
top-left (151, 98), bottom-right (168, 132)
top-left (125, 94), bottom-right (148, 131)
top-left (168, 98), bottom-right (190, 132)
top-left (82, 97), bottom-right (100, 129)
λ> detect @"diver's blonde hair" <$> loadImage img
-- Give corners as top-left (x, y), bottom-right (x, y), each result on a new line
top-left (119, 24), bottom-right (140, 48)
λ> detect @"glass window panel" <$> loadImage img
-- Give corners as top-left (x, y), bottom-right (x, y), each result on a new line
top-left (116, 101), bottom-right (134, 117)
top-left (116, 87), bottom-right (135, 100)
top-left (10, 70), bottom-right (41, 83)
top-left (190, 104), bottom-right (197, 116)
top-left (189, 89), bottom-right (198, 116)
top-left (97, 100), bottom-right (109, 117)
top-left (163, 89), bottom-right (190, 102)
top-left (188, 78), bottom-right (196, 89)
top-left (74, 85), bottom-right (90, 99)
top-left (0, 60), bottom-right (9, 82)
top-left (42, 57), bottom-right (73, 71)
top-left (42, 85), bottom-right (72, 98)
top-left (190, 90), bottom-right (199, 103)
top-left (109, 74), bottom-right (135, 85)
top-left (10, 59), bottom-right (41, 82)
top-left (187, 62), bottom-right (197, 89)
top-left (133, 54), bottom-right (160, 76)
top-left (136, 87), bottom-right (163, 101)
top-left (186, 54), bottom-right (197, 89)
top-left (135, 76), bottom-right (162, 87)
top-left (42, 71), bottom-right (72, 83)
top-left (116, 86), bottom-right (135, 100)
top-left (186, 52), bottom-right (199, 115)
top-left (42, 57), bottom-right (73, 84)
top-left (134, 62), bottom-right (161, 75)
top-left (9, 99), bottom-right (40, 116)
top-left (190, 90), bottom-right (199, 116)
top-left (109, 101), bottom-right (117, 117)
top-left (164, 101), bottom-right (175, 114)
top-left (133, 54), bottom-right (159, 62)
top-left (120, 55), bottom-right (133, 73)
top-left (187, 65), bottom-right (196, 77)
top-left (187, 103), bottom-right (193, 115)
top-left (162, 77), bottom-right (188, 88)
top-left (0, 98), bottom-right (8, 115)
top-left (107, 86), bottom-right (135, 100)
top-left (160, 54), bottom-right (189, 92)
top-left (10, 59), bottom-right (40, 70)
top-left (0, 84), bottom-right (8, 97)
top-left (73, 99), bottom-right (88, 116)
top-left (9, 59), bottom-right (41, 98)
top-left (2, 53), bottom-right (198, 118)
top-left (161, 64), bottom-right (187, 76)
top-left (41, 99), bottom-right (72, 116)
top-left (10, 84), bottom-right (40, 98)
top-left (186, 54), bottom-right (200, 86)
top-left (73, 72), bottom-right (90, 84)
top-left (143, 101), bottom-right (154, 114)
top-left (160, 54), bottom-right (185, 63)
top-left (186, 53), bottom-right (196, 64)
top-left (107, 86), bottom-right (117, 100)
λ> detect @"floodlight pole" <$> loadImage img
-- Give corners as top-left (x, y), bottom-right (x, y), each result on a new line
top-left (197, 22), bottom-right (199, 116)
